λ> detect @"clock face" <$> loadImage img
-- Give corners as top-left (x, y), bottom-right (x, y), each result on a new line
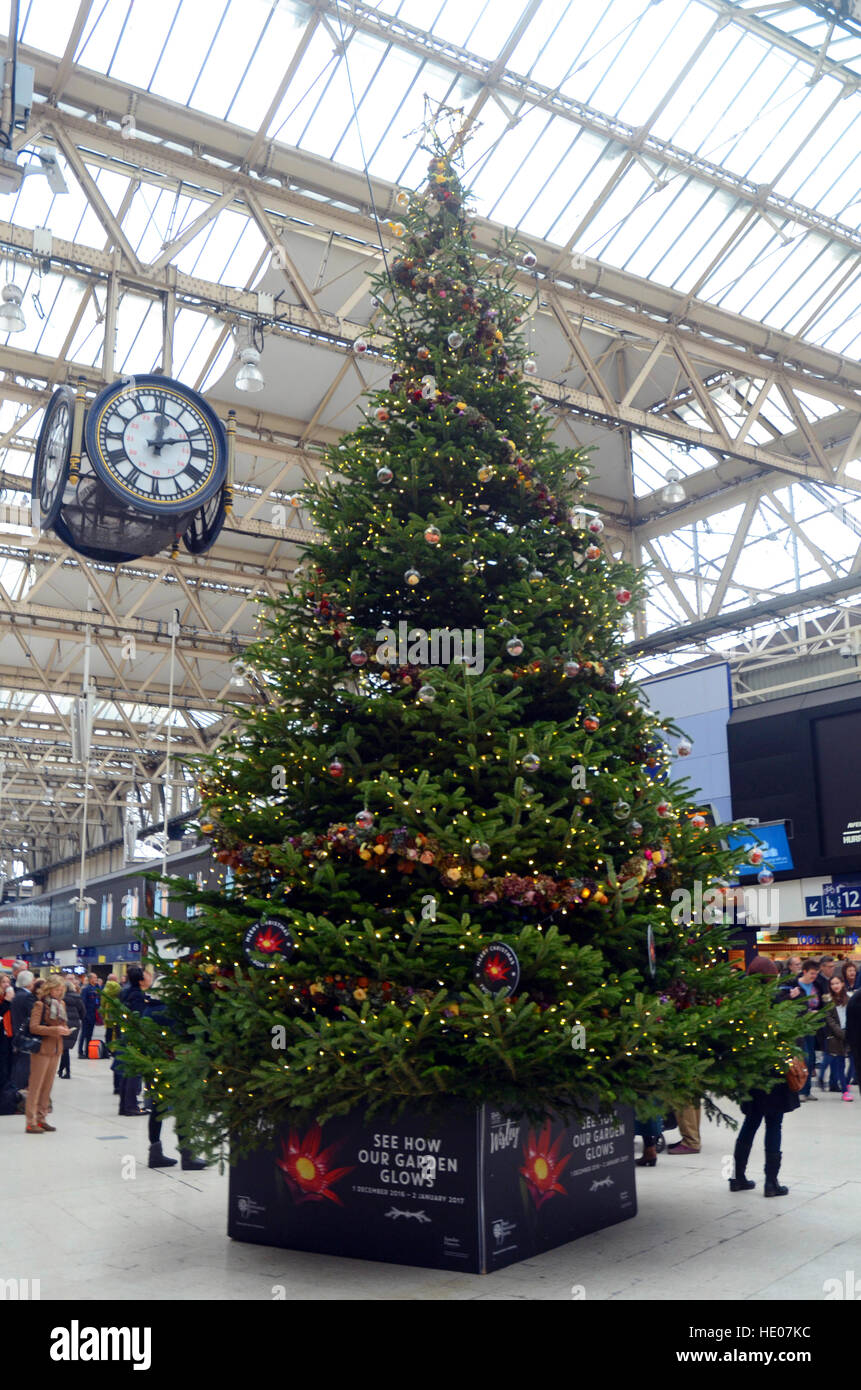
top-left (33, 385), bottom-right (74, 530)
top-left (85, 375), bottom-right (227, 517)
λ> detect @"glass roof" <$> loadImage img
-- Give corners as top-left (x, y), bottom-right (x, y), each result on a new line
top-left (1, 0), bottom-right (860, 648)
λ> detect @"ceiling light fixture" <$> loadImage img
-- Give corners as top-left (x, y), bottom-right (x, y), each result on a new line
top-left (234, 345), bottom-right (264, 392)
top-left (0, 283), bottom-right (26, 333)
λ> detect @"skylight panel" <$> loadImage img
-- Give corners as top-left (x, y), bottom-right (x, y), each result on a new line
top-left (106, 0), bottom-right (179, 87)
top-left (19, 0), bottom-right (80, 56)
top-left (226, 4), bottom-right (304, 130)
top-left (147, 0), bottom-right (229, 107)
top-left (586, 1), bottom-right (707, 128)
top-left (426, 0), bottom-right (501, 55)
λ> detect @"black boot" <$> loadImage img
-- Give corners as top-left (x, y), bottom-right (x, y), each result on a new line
top-left (180, 1148), bottom-right (207, 1171)
top-left (729, 1137), bottom-right (755, 1191)
top-left (764, 1151), bottom-right (788, 1197)
top-left (635, 1145), bottom-right (657, 1167)
top-left (148, 1142), bottom-right (178, 1168)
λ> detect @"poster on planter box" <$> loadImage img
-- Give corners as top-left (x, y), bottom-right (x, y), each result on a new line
top-left (229, 1107), bottom-right (482, 1271)
top-left (228, 1103), bottom-right (636, 1273)
top-left (481, 1105), bottom-right (636, 1271)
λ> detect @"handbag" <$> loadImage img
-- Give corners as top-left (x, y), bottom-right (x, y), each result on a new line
top-left (787, 1055), bottom-right (808, 1092)
top-left (16, 1024), bottom-right (41, 1054)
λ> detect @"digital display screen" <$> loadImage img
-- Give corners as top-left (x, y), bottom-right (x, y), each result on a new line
top-left (727, 822), bottom-right (794, 876)
top-left (812, 711), bottom-right (861, 858)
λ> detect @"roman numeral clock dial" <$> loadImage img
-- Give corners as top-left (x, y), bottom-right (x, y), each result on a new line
top-left (84, 374), bottom-right (228, 519)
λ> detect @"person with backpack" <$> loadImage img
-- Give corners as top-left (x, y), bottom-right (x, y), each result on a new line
top-left (78, 975), bottom-right (100, 1058)
top-left (58, 978), bottom-right (84, 1079)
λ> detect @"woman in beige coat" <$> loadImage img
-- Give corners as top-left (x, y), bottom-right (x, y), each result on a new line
top-left (26, 976), bottom-right (71, 1132)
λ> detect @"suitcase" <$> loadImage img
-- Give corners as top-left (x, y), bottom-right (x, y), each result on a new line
top-left (88, 1040), bottom-right (102, 1059)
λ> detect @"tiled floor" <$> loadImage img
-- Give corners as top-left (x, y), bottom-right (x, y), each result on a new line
top-left (3, 1056), bottom-right (859, 1300)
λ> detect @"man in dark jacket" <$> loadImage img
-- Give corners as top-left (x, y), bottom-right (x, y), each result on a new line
top-left (847, 990), bottom-right (861, 1095)
top-left (78, 977), bottom-right (99, 1058)
top-left (116, 966), bottom-right (148, 1116)
top-left (10, 970), bottom-right (36, 1091)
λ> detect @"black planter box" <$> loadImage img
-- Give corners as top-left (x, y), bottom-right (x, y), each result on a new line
top-left (228, 1103), bottom-right (636, 1273)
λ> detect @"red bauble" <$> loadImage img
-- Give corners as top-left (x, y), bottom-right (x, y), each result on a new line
top-left (328, 759), bottom-right (345, 778)
top-left (615, 588), bottom-right (632, 605)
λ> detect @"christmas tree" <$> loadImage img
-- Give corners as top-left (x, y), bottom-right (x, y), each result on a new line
top-left (121, 128), bottom-right (811, 1161)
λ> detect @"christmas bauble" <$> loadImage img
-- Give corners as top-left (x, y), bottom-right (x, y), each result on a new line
top-left (521, 752), bottom-right (540, 771)
top-left (748, 847), bottom-right (764, 865)
top-left (524, 357), bottom-right (537, 373)
top-left (627, 819), bottom-right (643, 838)
top-left (563, 659), bottom-right (581, 677)
top-left (395, 190), bottom-right (410, 208)
top-left (588, 518), bottom-right (604, 534)
top-left (417, 346), bottom-right (431, 360)
top-left (417, 684), bottom-right (436, 704)
top-left (505, 636), bottom-right (524, 657)
top-left (757, 868), bottom-right (775, 885)
top-left (376, 407), bottom-right (389, 422)
top-left (471, 842), bottom-right (491, 861)
top-left (615, 588), bottom-right (632, 605)
top-left (424, 525), bottom-right (441, 544)
top-left (463, 559), bottom-right (477, 576)
top-left (529, 569), bottom-right (543, 582)
top-left (583, 715), bottom-right (600, 733)
top-left (613, 799), bottom-right (631, 820)
top-left (349, 649), bottom-right (367, 666)
top-left (521, 250), bottom-right (537, 268)
top-left (690, 813), bottom-right (707, 830)
top-left (515, 555), bottom-right (529, 569)
top-left (405, 568), bottom-right (421, 586)
top-left (530, 394), bottom-right (543, 412)
top-left (585, 544), bottom-right (601, 561)
top-left (477, 465), bottom-right (495, 482)
top-left (377, 465), bottom-right (393, 484)
top-left (328, 759), bottom-right (345, 778)
top-left (353, 337), bottom-right (368, 354)
top-left (656, 800), bottom-right (672, 817)
top-left (676, 739), bottom-right (692, 757)
top-left (356, 810), bottom-right (374, 829)
top-left (447, 330), bottom-right (464, 349)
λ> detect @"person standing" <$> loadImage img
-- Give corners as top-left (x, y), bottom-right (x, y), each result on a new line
top-left (787, 959), bottom-right (821, 1100)
top-left (58, 978), bottom-right (84, 1079)
top-left (78, 974), bottom-right (99, 1058)
top-left (847, 987), bottom-right (861, 1095)
top-left (814, 956), bottom-right (837, 1090)
top-left (0, 973), bottom-right (14, 1090)
top-left (730, 956), bottom-right (800, 1196)
top-left (824, 976), bottom-right (853, 1101)
top-left (10, 969), bottom-right (36, 1093)
top-left (102, 975), bottom-right (121, 1050)
top-left (116, 965), bottom-right (148, 1116)
top-left (25, 976), bottom-right (71, 1132)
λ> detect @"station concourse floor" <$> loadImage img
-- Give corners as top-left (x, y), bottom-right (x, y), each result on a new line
top-left (4, 1047), bottom-right (860, 1302)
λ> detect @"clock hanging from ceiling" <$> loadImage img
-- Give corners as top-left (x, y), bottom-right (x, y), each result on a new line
top-left (33, 373), bottom-right (234, 563)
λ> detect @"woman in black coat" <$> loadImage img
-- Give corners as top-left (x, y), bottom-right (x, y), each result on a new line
top-left (58, 980), bottom-right (84, 1078)
top-left (729, 956), bottom-right (800, 1198)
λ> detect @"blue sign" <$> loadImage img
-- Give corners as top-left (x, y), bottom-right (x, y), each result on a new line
top-left (806, 896), bottom-right (823, 917)
top-left (727, 823), bottom-right (794, 876)
top-left (831, 884), bottom-right (861, 915)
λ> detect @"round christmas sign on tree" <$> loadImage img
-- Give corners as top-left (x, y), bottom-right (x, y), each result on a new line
top-left (243, 917), bottom-right (296, 968)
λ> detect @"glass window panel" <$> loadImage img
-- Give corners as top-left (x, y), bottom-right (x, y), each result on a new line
top-left (226, 6), bottom-right (303, 129)
top-left (504, 0), bottom-right (575, 84)
top-left (589, 3), bottom-right (711, 127)
top-left (106, 0), bottom-right (179, 84)
top-left (21, 0), bottom-right (89, 56)
top-left (187, 1), bottom-right (267, 119)
top-left (148, 0), bottom-right (229, 106)
top-left (265, 26), bottom-right (343, 145)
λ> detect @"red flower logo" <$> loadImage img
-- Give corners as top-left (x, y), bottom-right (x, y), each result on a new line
top-left (277, 1125), bottom-right (355, 1207)
top-left (519, 1121), bottom-right (571, 1210)
top-left (254, 925), bottom-right (283, 955)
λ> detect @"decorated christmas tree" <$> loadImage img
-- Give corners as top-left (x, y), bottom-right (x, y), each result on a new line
top-left (122, 128), bottom-right (809, 1161)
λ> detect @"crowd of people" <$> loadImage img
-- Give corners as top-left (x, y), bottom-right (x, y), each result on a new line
top-left (0, 959), bottom-right (204, 1170)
